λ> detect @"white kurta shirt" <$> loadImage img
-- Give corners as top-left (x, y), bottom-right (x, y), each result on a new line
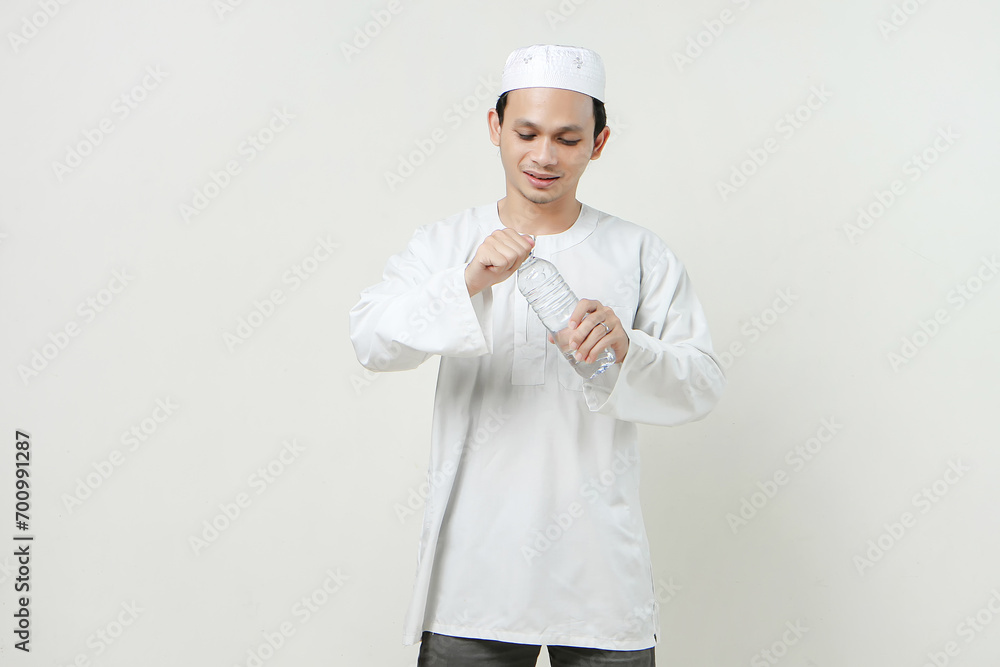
top-left (349, 201), bottom-right (726, 650)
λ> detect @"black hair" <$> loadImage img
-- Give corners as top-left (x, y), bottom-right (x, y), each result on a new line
top-left (495, 91), bottom-right (607, 143)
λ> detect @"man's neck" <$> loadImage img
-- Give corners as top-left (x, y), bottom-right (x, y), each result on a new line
top-left (497, 195), bottom-right (582, 236)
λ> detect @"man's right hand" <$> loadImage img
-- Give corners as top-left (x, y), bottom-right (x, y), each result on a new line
top-left (465, 229), bottom-right (535, 297)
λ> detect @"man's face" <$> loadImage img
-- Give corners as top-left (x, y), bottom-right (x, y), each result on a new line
top-left (489, 87), bottom-right (609, 207)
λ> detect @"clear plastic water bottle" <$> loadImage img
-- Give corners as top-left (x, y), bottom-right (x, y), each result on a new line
top-left (517, 245), bottom-right (616, 380)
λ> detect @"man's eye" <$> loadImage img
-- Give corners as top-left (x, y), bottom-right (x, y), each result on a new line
top-left (516, 134), bottom-right (579, 145)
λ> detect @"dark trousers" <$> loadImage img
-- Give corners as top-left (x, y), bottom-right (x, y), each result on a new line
top-left (417, 631), bottom-right (656, 666)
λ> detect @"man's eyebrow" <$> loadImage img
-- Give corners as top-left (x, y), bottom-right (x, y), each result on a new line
top-left (511, 119), bottom-right (584, 133)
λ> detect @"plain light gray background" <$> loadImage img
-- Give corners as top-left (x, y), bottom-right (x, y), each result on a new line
top-left (1, 1), bottom-right (998, 665)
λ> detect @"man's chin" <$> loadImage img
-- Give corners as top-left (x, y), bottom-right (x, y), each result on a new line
top-left (518, 187), bottom-right (561, 206)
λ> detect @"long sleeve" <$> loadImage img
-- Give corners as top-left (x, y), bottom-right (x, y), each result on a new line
top-left (583, 247), bottom-right (726, 426)
top-left (348, 225), bottom-right (494, 372)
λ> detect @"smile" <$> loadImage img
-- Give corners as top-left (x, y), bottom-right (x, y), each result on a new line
top-left (524, 171), bottom-right (559, 188)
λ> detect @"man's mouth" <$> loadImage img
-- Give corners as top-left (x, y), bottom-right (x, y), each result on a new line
top-left (524, 171), bottom-right (559, 187)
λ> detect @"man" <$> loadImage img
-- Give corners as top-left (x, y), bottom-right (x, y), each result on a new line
top-left (350, 44), bottom-right (726, 666)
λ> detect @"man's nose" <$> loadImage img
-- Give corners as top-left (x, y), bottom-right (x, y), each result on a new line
top-left (530, 137), bottom-right (557, 165)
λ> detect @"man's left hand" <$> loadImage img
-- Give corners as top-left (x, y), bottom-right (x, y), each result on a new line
top-left (546, 298), bottom-right (629, 364)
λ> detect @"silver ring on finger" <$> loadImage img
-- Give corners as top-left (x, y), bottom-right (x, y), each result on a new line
top-left (599, 321), bottom-right (611, 335)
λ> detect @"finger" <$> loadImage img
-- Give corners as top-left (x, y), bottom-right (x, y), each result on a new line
top-left (508, 229), bottom-right (535, 252)
top-left (568, 299), bottom-right (600, 329)
top-left (503, 231), bottom-right (535, 266)
top-left (570, 302), bottom-right (610, 350)
top-left (496, 228), bottom-right (533, 256)
top-left (485, 238), bottom-right (522, 271)
top-left (575, 321), bottom-right (611, 362)
top-left (581, 311), bottom-right (620, 361)
top-left (503, 230), bottom-right (532, 261)
top-left (495, 232), bottom-right (533, 267)
top-left (552, 327), bottom-right (573, 350)
top-left (567, 316), bottom-right (591, 350)
top-left (585, 340), bottom-right (615, 364)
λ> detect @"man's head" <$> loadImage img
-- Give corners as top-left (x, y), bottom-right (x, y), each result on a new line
top-left (488, 45), bottom-right (610, 207)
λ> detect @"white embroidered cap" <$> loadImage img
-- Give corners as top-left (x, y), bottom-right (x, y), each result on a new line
top-left (499, 44), bottom-right (606, 103)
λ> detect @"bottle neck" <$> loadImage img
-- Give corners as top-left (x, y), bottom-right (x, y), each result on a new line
top-left (518, 251), bottom-right (538, 272)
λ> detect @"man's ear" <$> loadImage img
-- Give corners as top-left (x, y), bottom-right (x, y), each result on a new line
top-left (488, 108), bottom-right (501, 147)
top-left (590, 126), bottom-right (611, 160)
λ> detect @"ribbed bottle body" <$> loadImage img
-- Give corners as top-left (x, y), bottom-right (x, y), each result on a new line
top-left (517, 253), bottom-right (615, 379)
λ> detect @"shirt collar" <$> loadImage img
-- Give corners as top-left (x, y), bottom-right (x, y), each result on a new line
top-left (483, 200), bottom-right (598, 255)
